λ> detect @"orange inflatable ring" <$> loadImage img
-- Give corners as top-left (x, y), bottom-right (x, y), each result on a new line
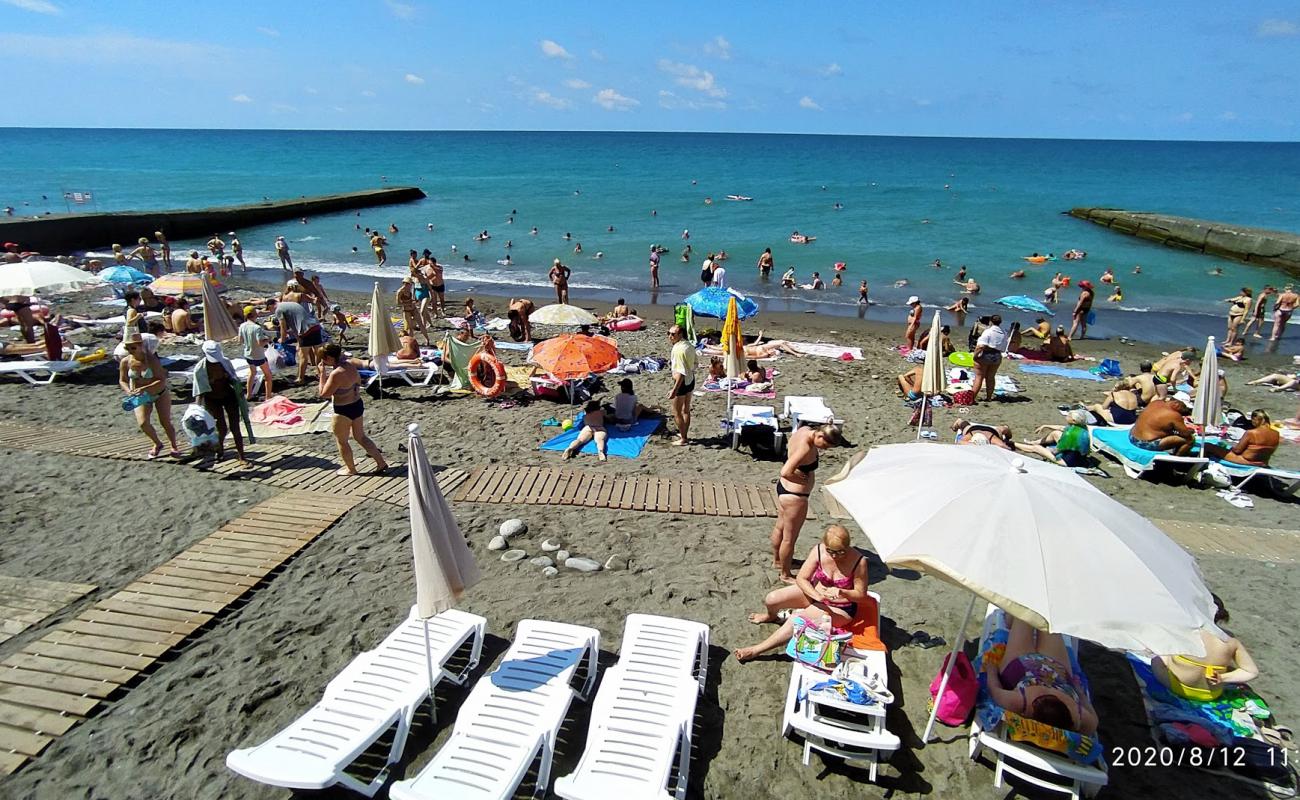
top-left (467, 352), bottom-right (506, 398)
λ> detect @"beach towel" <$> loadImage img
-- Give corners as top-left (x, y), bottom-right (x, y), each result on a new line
top-left (789, 342), bottom-right (864, 360)
top-left (703, 368), bottom-right (777, 399)
top-left (1127, 654), bottom-right (1271, 740)
top-left (1018, 363), bottom-right (1108, 382)
top-left (495, 341), bottom-right (532, 352)
top-left (249, 395), bottom-right (334, 438)
top-left (975, 607), bottom-right (1104, 765)
top-left (441, 336), bottom-right (478, 390)
top-left (539, 412), bottom-right (662, 459)
top-left (1091, 426), bottom-right (1168, 468)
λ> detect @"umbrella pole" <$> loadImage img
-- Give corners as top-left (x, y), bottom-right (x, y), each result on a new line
top-left (915, 393), bottom-right (927, 441)
top-left (922, 591), bottom-right (978, 743)
top-left (423, 617), bottom-right (438, 710)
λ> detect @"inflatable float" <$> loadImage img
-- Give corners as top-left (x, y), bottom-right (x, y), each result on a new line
top-left (949, 351), bottom-right (975, 368)
top-left (833, 262), bottom-right (847, 271)
top-left (1023, 255), bottom-right (1050, 264)
top-left (726, 195), bottom-right (753, 201)
top-left (1063, 249), bottom-right (1087, 260)
top-left (608, 315), bottom-right (644, 332)
top-left (467, 352), bottom-right (506, 398)
top-left (789, 233), bottom-right (816, 244)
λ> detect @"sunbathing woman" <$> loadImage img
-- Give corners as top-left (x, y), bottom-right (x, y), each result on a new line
top-left (563, 399), bottom-right (608, 461)
top-left (983, 615), bottom-right (1100, 734)
top-left (1086, 377), bottom-right (1142, 425)
top-left (118, 329), bottom-right (182, 459)
top-left (770, 423), bottom-right (842, 583)
top-left (1152, 594), bottom-right (1258, 702)
top-left (317, 343), bottom-right (388, 476)
top-left (1014, 409), bottom-right (1091, 467)
top-left (736, 525), bottom-right (867, 663)
top-left (952, 420), bottom-right (1014, 449)
top-left (1247, 371), bottom-right (1300, 392)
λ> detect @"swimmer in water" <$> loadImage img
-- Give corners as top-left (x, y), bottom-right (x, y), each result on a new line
top-left (894, 279), bottom-right (910, 288)
top-left (506, 240), bottom-right (512, 248)
top-left (530, 226), bottom-right (538, 235)
top-left (932, 259), bottom-right (942, 269)
top-left (1108, 285), bottom-right (1123, 303)
top-left (594, 251), bottom-right (604, 259)
top-left (574, 242), bottom-right (583, 254)
top-left (564, 232), bottom-right (572, 241)
top-left (1133, 265), bottom-right (1142, 274)
top-left (1100, 267), bottom-right (1115, 284)
top-left (682, 229), bottom-right (690, 240)
top-left (607, 225), bottom-right (614, 232)
top-left (427, 223), bottom-right (433, 230)
top-left (451, 244), bottom-right (457, 252)
top-left (1211, 266), bottom-right (1223, 276)
top-left (1009, 270), bottom-right (1026, 279)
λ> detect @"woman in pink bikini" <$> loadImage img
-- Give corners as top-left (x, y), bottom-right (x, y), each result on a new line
top-left (735, 525), bottom-right (868, 663)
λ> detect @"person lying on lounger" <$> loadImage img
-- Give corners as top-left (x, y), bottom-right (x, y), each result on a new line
top-left (1129, 394), bottom-right (1194, 456)
top-left (563, 399), bottom-right (609, 462)
top-left (1014, 409), bottom-right (1092, 467)
top-left (984, 615), bottom-right (1100, 734)
top-left (1247, 371), bottom-right (1300, 392)
top-left (734, 525), bottom-right (867, 663)
top-left (1152, 593), bottom-right (1258, 702)
top-left (1201, 409), bottom-right (1279, 467)
top-left (952, 420), bottom-right (1014, 449)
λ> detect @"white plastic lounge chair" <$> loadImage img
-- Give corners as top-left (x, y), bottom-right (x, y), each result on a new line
top-left (0, 359), bottom-right (78, 385)
top-left (781, 591), bottom-right (899, 781)
top-left (1208, 459), bottom-right (1300, 497)
top-left (390, 619), bottom-right (600, 800)
top-left (781, 395), bottom-right (843, 428)
top-left (728, 404), bottom-right (781, 451)
top-left (367, 354), bottom-right (439, 389)
top-left (1089, 425), bottom-right (1207, 481)
top-left (225, 607), bottom-right (486, 797)
top-left (553, 614), bottom-right (709, 800)
top-left (969, 603), bottom-right (1108, 800)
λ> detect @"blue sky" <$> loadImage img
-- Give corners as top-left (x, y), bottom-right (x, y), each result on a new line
top-left (1, 0), bottom-right (1298, 140)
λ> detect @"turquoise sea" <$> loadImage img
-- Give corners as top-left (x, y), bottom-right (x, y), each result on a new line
top-left (3, 128), bottom-right (1299, 344)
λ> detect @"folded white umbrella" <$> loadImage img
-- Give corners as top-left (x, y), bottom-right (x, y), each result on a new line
top-left (369, 281), bottom-right (402, 389)
top-left (0, 260), bottom-right (100, 295)
top-left (1190, 335), bottom-right (1220, 434)
top-left (826, 442), bottom-right (1220, 740)
top-left (200, 271), bottom-right (239, 342)
top-left (916, 310), bottom-right (946, 440)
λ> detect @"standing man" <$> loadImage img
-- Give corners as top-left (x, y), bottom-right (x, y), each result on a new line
top-left (649, 246), bottom-right (661, 289)
top-left (1271, 284), bottom-right (1298, 342)
top-left (154, 231), bottom-right (172, 271)
top-left (427, 255), bottom-right (447, 316)
top-left (269, 296), bottom-right (322, 384)
top-left (549, 258), bottom-right (571, 304)
top-left (275, 236), bottom-right (293, 270)
top-left (1242, 286), bottom-right (1275, 339)
top-left (184, 250), bottom-right (204, 273)
top-left (231, 233), bottom-right (246, 272)
top-left (667, 325), bottom-right (696, 446)
top-left (1068, 280), bottom-right (1095, 339)
top-left (239, 306), bottom-right (274, 403)
top-left (904, 295), bottom-right (923, 349)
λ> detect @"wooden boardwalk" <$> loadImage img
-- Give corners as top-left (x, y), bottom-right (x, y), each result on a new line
top-left (0, 577), bottom-right (96, 647)
top-left (0, 491), bottom-right (361, 776)
top-left (0, 422), bottom-right (468, 508)
top-left (1154, 519), bottom-right (1300, 564)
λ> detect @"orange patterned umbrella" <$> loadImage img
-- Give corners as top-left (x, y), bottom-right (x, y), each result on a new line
top-left (529, 334), bottom-right (620, 380)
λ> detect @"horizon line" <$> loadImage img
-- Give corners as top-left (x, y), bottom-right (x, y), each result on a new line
top-left (1, 125), bottom-right (1298, 145)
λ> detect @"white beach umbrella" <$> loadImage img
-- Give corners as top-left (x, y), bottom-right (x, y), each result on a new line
top-left (916, 310), bottom-right (946, 440)
top-left (0, 260), bottom-right (99, 295)
top-left (530, 303), bottom-right (598, 326)
top-left (826, 442), bottom-right (1220, 740)
top-left (1190, 336), bottom-right (1220, 434)
top-left (368, 281), bottom-right (402, 390)
top-left (406, 423), bottom-right (482, 693)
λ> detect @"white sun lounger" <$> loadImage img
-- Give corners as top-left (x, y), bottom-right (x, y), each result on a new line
top-left (781, 395), bottom-right (843, 428)
top-left (390, 619), bottom-right (600, 800)
top-left (554, 614), bottom-right (711, 800)
top-left (225, 607), bottom-right (486, 797)
top-left (0, 359), bottom-right (79, 385)
top-left (969, 603), bottom-right (1108, 800)
top-left (367, 355), bottom-right (439, 388)
top-left (1089, 425), bottom-right (1208, 481)
top-left (728, 404), bottom-right (781, 452)
top-left (1210, 459), bottom-right (1300, 497)
top-left (781, 591), bottom-right (899, 781)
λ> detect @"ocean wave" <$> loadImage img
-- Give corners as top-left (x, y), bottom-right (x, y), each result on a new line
top-left (237, 253), bottom-right (626, 292)
top-left (295, 235), bottom-right (322, 242)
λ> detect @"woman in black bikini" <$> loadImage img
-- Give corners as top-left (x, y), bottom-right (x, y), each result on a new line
top-left (770, 423), bottom-right (841, 583)
top-left (317, 343), bottom-right (388, 476)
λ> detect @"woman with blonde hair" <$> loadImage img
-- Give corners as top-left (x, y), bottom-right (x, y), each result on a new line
top-left (770, 423), bottom-right (841, 583)
top-left (736, 525), bottom-right (867, 663)
top-left (118, 330), bottom-right (181, 459)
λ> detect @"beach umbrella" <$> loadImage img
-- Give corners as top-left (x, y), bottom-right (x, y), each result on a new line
top-left (149, 271), bottom-right (223, 296)
top-left (916, 310), bottom-right (946, 441)
top-left (826, 442), bottom-right (1220, 741)
top-left (683, 286), bottom-right (758, 320)
top-left (529, 333), bottom-right (619, 381)
top-left (1190, 336), bottom-right (1221, 437)
top-left (406, 422), bottom-right (482, 695)
top-left (199, 271), bottom-right (239, 343)
top-left (98, 265), bottom-right (153, 284)
top-left (368, 281), bottom-right (402, 391)
top-left (0, 260), bottom-right (100, 295)
top-left (529, 303), bottom-right (598, 326)
top-left (721, 295), bottom-right (746, 416)
top-left (995, 294), bottom-right (1053, 316)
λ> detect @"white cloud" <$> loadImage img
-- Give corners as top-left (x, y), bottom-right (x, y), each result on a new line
top-left (385, 0), bottom-right (416, 19)
top-left (404, 73), bottom-right (425, 85)
top-left (305, 86), bottom-right (319, 95)
top-left (593, 88), bottom-right (639, 111)
top-left (256, 26), bottom-right (280, 37)
top-left (589, 49), bottom-right (606, 61)
top-left (540, 39), bottom-right (573, 60)
top-left (1174, 111), bottom-right (1194, 123)
top-left (531, 89), bottom-right (572, 109)
top-left (1257, 19), bottom-right (1298, 37)
top-left (657, 59), bottom-right (726, 98)
top-left (1, 0), bottom-right (61, 14)
top-left (658, 90), bottom-right (725, 111)
top-left (564, 78), bottom-right (591, 89)
top-left (231, 93), bottom-right (253, 104)
top-left (361, 89), bottom-right (377, 97)
top-left (1218, 110), bottom-right (1238, 121)
top-left (798, 95), bottom-right (822, 111)
top-left (820, 62), bottom-right (843, 77)
top-left (0, 32), bottom-right (224, 65)
top-left (705, 35), bottom-right (732, 60)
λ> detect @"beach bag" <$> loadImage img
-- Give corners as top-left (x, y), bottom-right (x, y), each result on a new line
top-left (952, 389), bottom-right (976, 406)
top-left (273, 341), bottom-right (296, 367)
top-left (909, 402), bottom-right (933, 428)
top-left (1093, 358), bottom-right (1122, 378)
top-left (181, 403), bottom-right (219, 449)
top-left (928, 652), bottom-right (978, 726)
top-left (785, 616), bottom-right (851, 672)
top-left (264, 345), bottom-right (283, 371)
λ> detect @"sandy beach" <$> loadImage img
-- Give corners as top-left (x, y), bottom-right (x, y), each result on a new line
top-left (1, 277), bottom-right (1298, 799)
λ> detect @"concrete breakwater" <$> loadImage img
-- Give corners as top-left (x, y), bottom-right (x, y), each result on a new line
top-left (0, 187), bottom-right (427, 252)
top-left (1068, 207), bottom-right (1300, 276)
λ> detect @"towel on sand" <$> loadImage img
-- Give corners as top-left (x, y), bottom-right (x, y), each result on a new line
top-left (249, 395), bottom-right (334, 438)
top-left (540, 413), bottom-right (662, 459)
top-left (789, 342), bottom-right (864, 360)
top-left (1019, 363), bottom-right (1107, 382)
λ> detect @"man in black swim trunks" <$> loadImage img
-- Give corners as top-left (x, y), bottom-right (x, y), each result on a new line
top-left (667, 325), bottom-right (696, 446)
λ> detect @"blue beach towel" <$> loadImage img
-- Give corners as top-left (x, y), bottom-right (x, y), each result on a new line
top-left (540, 413), bottom-right (662, 459)
top-left (1019, 363), bottom-right (1107, 382)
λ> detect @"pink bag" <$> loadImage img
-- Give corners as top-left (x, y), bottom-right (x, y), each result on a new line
top-left (928, 652), bottom-right (978, 726)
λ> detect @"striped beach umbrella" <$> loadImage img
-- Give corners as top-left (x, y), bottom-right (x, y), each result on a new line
top-left (149, 271), bottom-right (224, 296)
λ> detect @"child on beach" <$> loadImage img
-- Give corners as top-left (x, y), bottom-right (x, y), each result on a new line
top-left (329, 304), bottom-right (349, 344)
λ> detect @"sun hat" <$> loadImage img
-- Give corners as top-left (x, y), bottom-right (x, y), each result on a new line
top-left (907, 295), bottom-right (920, 304)
top-left (201, 340), bottom-right (225, 363)
top-left (122, 329), bottom-right (143, 345)
top-left (1065, 408), bottom-right (1089, 426)
top-left (1079, 280), bottom-right (1094, 289)
top-left (1173, 390), bottom-right (1193, 405)
top-left (243, 305), bottom-right (255, 317)
top-left (553, 258), bottom-right (562, 266)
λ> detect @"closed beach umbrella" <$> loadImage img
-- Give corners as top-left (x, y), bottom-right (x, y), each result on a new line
top-left (149, 271), bottom-right (224, 296)
top-left (916, 311), bottom-right (946, 440)
top-left (1190, 336), bottom-right (1220, 434)
top-left (683, 286), bottom-right (758, 320)
top-left (98, 265), bottom-right (154, 284)
top-left (721, 296), bottom-right (745, 414)
top-left (368, 281), bottom-right (402, 388)
top-left (406, 422), bottom-right (482, 694)
top-left (826, 443), bottom-right (1220, 739)
top-left (530, 303), bottom-right (598, 326)
top-left (199, 272), bottom-right (239, 342)
top-left (529, 333), bottom-right (619, 380)
top-left (995, 294), bottom-right (1053, 316)
top-left (0, 260), bottom-right (100, 295)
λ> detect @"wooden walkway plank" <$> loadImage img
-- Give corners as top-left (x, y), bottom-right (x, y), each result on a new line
top-left (0, 667), bottom-right (118, 700)
top-left (0, 682), bottom-right (98, 716)
top-left (0, 700), bottom-right (81, 736)
top-left (0, 721), bottom-right (54, 756)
